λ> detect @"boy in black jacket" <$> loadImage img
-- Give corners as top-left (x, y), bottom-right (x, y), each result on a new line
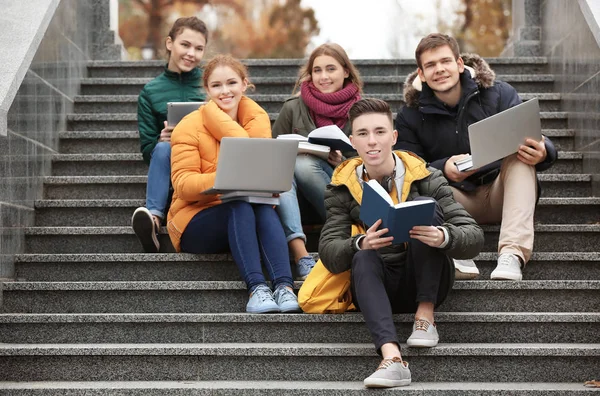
top-left (396, 33), bottom-right (557, 281)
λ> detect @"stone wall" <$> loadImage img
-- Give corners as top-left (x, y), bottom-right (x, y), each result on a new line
top-left (0, 0), bottom-right (117, 278)
top-left (541, 0), bottom-right (600, 195)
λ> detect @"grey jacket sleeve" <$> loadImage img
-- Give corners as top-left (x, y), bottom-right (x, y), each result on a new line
top-left (318, 186), bottom-right (362, 274)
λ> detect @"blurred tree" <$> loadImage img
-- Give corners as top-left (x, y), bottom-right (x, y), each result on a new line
top-left (119, 0), bottom-right (318, 60)
top-left (455, 0), bottom-right (512, 56)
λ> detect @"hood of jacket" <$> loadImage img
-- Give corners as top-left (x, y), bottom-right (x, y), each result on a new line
top-left (403, 53), bottom-right (496, 108)
top-left (330, 150), bottom-right (431, 204)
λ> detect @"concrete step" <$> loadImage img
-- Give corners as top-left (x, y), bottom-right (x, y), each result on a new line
top-left (21, 224), bottom-right (600, 254)
top-left (59, 131), bottom-right (139, 154)
top-left (32, 197), bottom-right (600, 227)
top-left (47, 151), bottom-right (584, 177)
top-left (86, 57), bottom-right (551, 78)
top-left (0, 312), bottom-right (597, 345)
top-left (1, 280), bottom-right (598, 313)
top-left (41, 174), bottom-right (594, 200)
top-left (79, 75), bottom-right (557, 96)
top-left (56, 129), bottom-right (577, 154)
top-left (73, 93), bottom-right (563, 114)
top-left (0, 381), bottom-right (596, 395)
top-left (13, 252), bottom-right (600, 282)
top-left (0, 343), bottom-right (597, 382)
top-left (66, 111), bottom-right (569, 131)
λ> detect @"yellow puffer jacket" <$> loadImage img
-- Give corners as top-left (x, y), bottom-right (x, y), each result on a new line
top-left (167, 96), bottom-right (271, 251)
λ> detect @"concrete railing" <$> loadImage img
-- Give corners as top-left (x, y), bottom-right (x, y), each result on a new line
top-left (541, 0), bottom-right (600, 196)
top-left (0, 0), bottom-right (119, 278)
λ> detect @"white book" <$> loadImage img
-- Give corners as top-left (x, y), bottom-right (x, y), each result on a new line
top-left (277, 134), bottom-right (331, 160)
top-left (307, 125), bottom-right (353, 152)
top-left (454, 155), bottom-right (474, 172)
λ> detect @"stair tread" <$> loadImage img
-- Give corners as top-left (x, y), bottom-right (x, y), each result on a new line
top-left (0, 342), bottom-right (598, 356)
top-left (3, 279), bottom-right (599, 291)
top-left (0, 380), bottom-right (593, 392)
top-left (0, 312), bottom-right (598, 323)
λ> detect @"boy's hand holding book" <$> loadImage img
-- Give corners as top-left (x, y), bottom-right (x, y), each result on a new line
top-left (359, 219), bottom-right (394, 250)
top-left (409, 225), bottom-right (445, 247)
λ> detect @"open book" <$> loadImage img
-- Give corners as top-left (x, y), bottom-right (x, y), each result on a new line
top-left (307, 125), bottom-right (353, 152)
top-left (359, 180), bottom-right (436, 243)
top-left (276, 134), bottom-right (330, 160)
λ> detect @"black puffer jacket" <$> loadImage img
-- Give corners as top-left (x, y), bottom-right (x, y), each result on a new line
top-left (318, 151), bottom-right (484, 274)
top-left (395, 54), bottom-right (557, 192)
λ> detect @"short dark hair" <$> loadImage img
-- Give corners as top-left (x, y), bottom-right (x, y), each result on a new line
top-left (415, 33), bottom-right (460, 69)
top-left (166, 17), bottom-right (209, 58)
top-left (348, 98), bottom-right (393, 133)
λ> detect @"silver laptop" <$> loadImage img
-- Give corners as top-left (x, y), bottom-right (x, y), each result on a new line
top-left (201, 137), bottom-right (299, 195)
top-left (467, 98), bottom-right (542, 169)
top-left (167, 102), bottom-right (205, 126)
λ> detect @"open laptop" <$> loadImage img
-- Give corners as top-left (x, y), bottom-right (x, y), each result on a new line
top-left (201, 137), bottom-right (299, 195)
top-left (456, 98), bottom-right (542, 171)
top-left (167, 102), bottom-right (205, 126)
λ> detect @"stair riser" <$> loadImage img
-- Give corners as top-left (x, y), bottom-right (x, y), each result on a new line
top-left (14, 259), bottom-right (600, 282)
top-left (73, 99), bottom-right (563, 114)
top-left (33, 204), bottom-right (600, 227)
top-left (48, 158), bottom-right (582, 177)
top-left (59, 139), bottom-right (139, 154)
top-left (87, 63), bottom-right (551, 78)
top-left (0, 321), bottom-right (596, 344)
top-left (0, 355), bottom-right (596, 382)
top-left (2, 289), bottom-right (597, 313)
top-left (66, 118), bottom-right (570, 132)
top-left (42, 180), bottom-right (592, 200)
top-left (24, 231), bottom-right (598, 254)
top-left (80, 81), bottom-right (556, 96)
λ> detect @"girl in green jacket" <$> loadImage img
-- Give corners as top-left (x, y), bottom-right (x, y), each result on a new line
top-left (131, 16), bottom-right (208, 253)
top-left (271, 43), bottom-right (363, 280)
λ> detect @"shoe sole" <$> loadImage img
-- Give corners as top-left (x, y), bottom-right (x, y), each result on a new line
top-left (279, 304), bottom-right (301, 313)
top-left (406, 338), bottom-right (439, 348)
top-left (364, 378), bottom-right (411, 388)
top-left (246, 306), bottom-right (281, 314)
top-left (491, 270), bottom-right (523, 281)
top-left (131, 209), bottom-right (159, 253)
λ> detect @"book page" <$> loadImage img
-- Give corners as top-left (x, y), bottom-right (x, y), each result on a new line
top-left (393, 199), bottom-right (435, 209)
top-left (366, 179), bottom-right (394, 207)
top-left (276, 134), bottom-right (308, 141)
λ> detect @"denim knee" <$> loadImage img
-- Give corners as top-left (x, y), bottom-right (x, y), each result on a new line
top-left (151, 142), bottom-right (171, 163)
top-left (351, 250), bottom-right (381, 276)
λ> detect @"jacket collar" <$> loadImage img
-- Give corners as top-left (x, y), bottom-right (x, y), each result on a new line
top-left (163, 64), bottom-right (202, 82)
top-left (403, 53), bottom-right (496, 109)
top-left (331, 151), bottom-right (431, 204)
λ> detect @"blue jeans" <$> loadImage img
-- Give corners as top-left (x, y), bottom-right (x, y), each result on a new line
top-left (180, 201), bottom-right (294, 292)
top-left (276, 154), bottom-right (333, 242)
top-left (146, 142), bottom-right (171, 219)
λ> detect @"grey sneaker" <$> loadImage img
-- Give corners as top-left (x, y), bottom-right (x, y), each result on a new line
top-left (406, 318), bottom-right (439, 348)
top-left (273, 285), bottom-right (301, 313)
top-left (295, 256), bottom-right (316, 280)
top-left (491, 253), bottom-right (523, 281)
top-left (246, 284), bottom-right (280, 314)
top-left (363, 357), bottom-right (411, 388)
top-left (453, 259), bottom-right (479, 280)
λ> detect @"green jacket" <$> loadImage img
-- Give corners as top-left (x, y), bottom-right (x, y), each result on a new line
top-left (318, 151), bottom-right (484, 274)
top-left (272, 96), bottom-right (356, 158)
top-left (137, 66), bottom-right (205, 164)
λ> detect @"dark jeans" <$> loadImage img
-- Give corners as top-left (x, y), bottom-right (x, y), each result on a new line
top-left (180, 201), bottom-right (294, 292)
top-left (350, 198), bottom-right (455, 353)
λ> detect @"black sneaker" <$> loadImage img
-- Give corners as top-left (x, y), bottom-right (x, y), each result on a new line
top-left (131, 207), bottom-right (160, 253)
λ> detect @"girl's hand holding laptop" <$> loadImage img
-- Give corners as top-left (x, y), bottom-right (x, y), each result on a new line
top-left (445, 154), bottom-right (478, 182)
top-left (159, 121), bottom-right (174, 143)
top-left (517, 136), bottom-right (546, 166)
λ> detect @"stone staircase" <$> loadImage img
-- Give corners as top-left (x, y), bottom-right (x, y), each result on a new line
top-left (0, 58), bottom-right (598, 395)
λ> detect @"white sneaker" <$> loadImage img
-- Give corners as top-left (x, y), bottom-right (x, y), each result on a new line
top-left (491, 253), bottom-right (523, 281)
top-left (453, 259), bottom-right (479, 280)
top-left (363, 357), bottom-right (411, 388)
top-left (406, 318), bottom-right (439, 348)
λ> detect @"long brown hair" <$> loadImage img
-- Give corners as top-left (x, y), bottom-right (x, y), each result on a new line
top-left (293, 43), bottom-right (363, 94)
